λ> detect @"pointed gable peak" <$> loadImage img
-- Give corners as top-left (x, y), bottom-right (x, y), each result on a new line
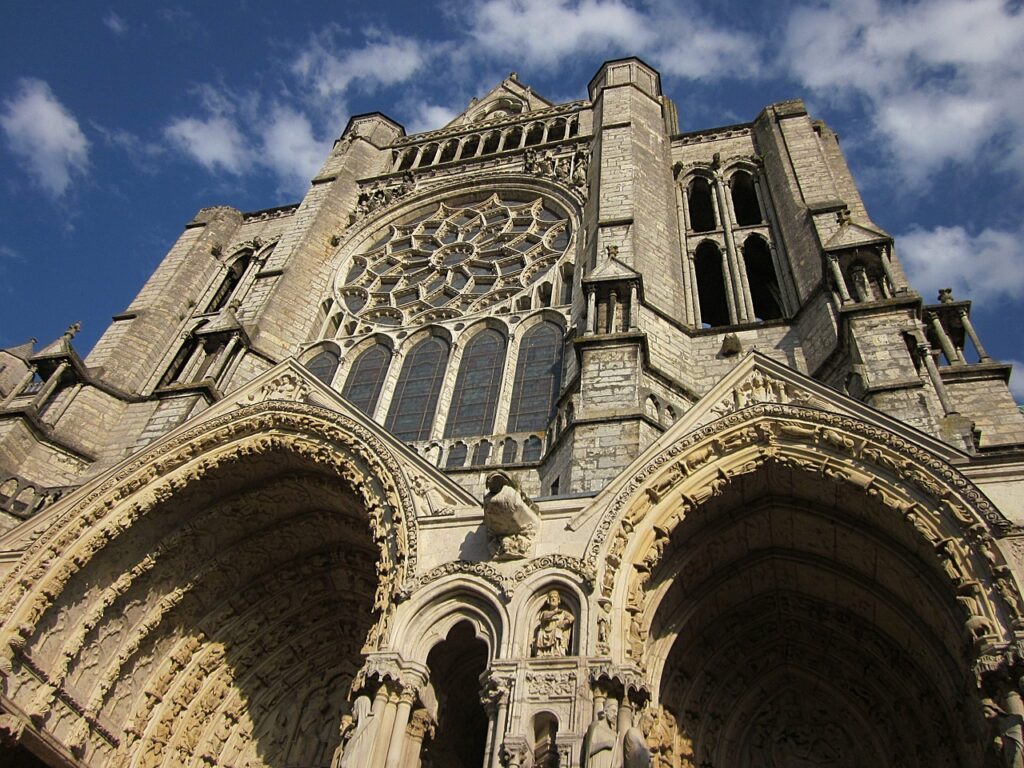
top-left (586, 256), bottom-right (639, 283)
top-left (824, 214), bottom-right (891, 252)
top-left (446, 73), bottom-right (553, 129)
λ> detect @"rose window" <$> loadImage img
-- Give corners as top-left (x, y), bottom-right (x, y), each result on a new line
top-left (337, 194), bottom-right (572, 325)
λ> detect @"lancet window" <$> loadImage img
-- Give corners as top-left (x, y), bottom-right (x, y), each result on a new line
top-left (205, 250), bottom-right (252, 313)
top-left (444, 329), bottom-right (506, 438)
top-left (385, 336), bottom-right (449, 441)
top-left (508, 321), bottom-right (563, 433)
top-left (341, 344), bottom-right (392, 416)
top-left (306, 349), bottom-right (340, 386)
top-left (694, 241), bottom-right (731, 328)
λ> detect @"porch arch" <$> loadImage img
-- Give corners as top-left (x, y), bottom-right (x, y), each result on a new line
top-left (0, 398), bottom-right (418, 767)
top-left (588, 403), bottom-right (1019, 768)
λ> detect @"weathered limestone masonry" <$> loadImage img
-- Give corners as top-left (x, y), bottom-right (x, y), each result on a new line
top-left (1, 57), bottom-right (1024, 768)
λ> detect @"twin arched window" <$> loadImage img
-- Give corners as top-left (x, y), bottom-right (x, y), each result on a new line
top-left (206, 252), bottom-right (252, 313)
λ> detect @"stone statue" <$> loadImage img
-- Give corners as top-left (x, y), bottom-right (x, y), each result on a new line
top-left (335, 695), bottom-right (374, 768)
top-left (984, 698), bottom-right (1024, 768)
top-left (483, 471), bottom-right (541, 560)
top-left (582, 699), bottom-right (619, 768)
top-left (533, 589), bottom-right (575, 657)
top-left (623, 710), bottom-right (653, 768)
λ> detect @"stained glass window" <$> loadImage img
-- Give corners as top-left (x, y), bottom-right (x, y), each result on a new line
top-left (507, 322), bottom-right (562, 433)
top-left (306, 350), bottom-right (340, 386)
top-left (385, 337), bottom-right (449, 441)
top-left (341, 344), bottom-right (391, 415)
top-left (444, 329), bottom-right (506, 438)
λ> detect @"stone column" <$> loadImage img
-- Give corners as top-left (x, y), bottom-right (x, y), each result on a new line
top-left (714, 175), bottom-right (748, 322)
top-left (628, 283), bottom-right (639, 331)
top-left (928, 314), bottom-right (962, 366)
top-left (960, 309), bottom-right (992, 362)
top-left (587, 288), bottom-right (598, 335)
top-left (880, 246), bottom-right (902, 293)
top-left (480, 673), bottom-right (512, 768)
top-left (32, 361), bottom-right (69, 411)
top-left (383, 688), bottom-right (416, 767)
top-left (1, 366), bottom-right (36, 408)
top-left (401, 710), bottom-right (434, 768)
top-left (827, 254), bottom-right (852, 304)
top-left (919, 344), bottom-right (956, 415)
top-left (675, 184), bottom-right (696, 326)
top-left (609, 290), bottom-right (619, 334)
top-left (366, 685), bottom-right (392, 768)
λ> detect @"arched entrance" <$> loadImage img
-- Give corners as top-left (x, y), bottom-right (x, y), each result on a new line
top-left (594, 405), bottom-right (1019, 768)
top-left (422, 621), bottom-right (489, 768)
top-left (0, 400), bottom-right (414, 767)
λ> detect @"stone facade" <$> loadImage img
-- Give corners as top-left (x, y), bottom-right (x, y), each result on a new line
top-left (1, 58), bottom-right (1024, 767)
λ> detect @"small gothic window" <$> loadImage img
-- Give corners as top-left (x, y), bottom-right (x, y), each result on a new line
top-left (548, 119), bottom-right (567, 142)
top-left (482, 131), bottom-right (501, 154)
top-left (460, 135), bottom-right (480, 159)
top-left (501, 437), bottom-right (518, 463)
top-left (419, 144), bottom-right (439, 166)
top-left (445, 329), bottom-right (506, 438)
top-left (695, 241), bottom-right (730, 328)
top-left (688, 178), bottom-right (716, 233)
top-left (525, 123), bottom-right (544, 146)
top-left (567, 118), bottom-right (579, 138)
top-left (731, 171), bottom-right (763, 226)
top-left (341, 344), bottom-right (392, 416)
top-left (386, 336), bottom-right (449, 441)
top-left (742, 235), bottom-right (783, 321)
top-left (306, 350), bottom-right (340, 386)
top-left (504, 126), bottom-right (523, 149)
top-left (161, 338), bottom-right (200, 386)
top-left (439, 140), bottom-right (458, 164)
top-left (522, 435), bottom-right (543, 462)
top-left (399, 150), bottom-right (416, 171)
top-left (472, 440), bottom-right (491, 466)
top-left (446, 442), bottom-right (468, 468)
top-left (206, 252), bottom-right (251, 313)
top-left (508, 322), bottom-right (563, 433)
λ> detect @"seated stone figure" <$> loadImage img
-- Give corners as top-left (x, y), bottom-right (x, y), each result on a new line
top-left (483, 471), bottom-right (541, 560)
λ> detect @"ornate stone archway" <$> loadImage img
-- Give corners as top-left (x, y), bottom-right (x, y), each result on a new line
top-left (0, 394), bottom-right (419, 767)
top-left (587, 403), bottom-right (1023, 768)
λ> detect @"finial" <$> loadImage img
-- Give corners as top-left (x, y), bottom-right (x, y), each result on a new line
top-left (836, 207), bottom-right (852, 225)
top-left (938, 288), bottom-right (955, 303)
top-left (62, 322), bottom-right (81, 343)
top-left (606, 244), bottom-right (619, 259)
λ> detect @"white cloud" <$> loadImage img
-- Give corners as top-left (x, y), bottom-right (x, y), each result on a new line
top-left (1, 78), bottom-right (90, 197)
top-left (165, 115), bottom-right (249, 174)
top-left (259, 107), bottom-right (330, 190)
top-left (897, 225), bottom-right (1024, 303)
top-left (405, 102), bottom-right (459, 134)
top-left (467, 0), bottom-right (655, 66)
top-left (463, 0), bottom-right (757, 80)
top-left (293, 33), bottom-right (429, 98)
top-left (1007, 360), bottom-right (1024, 402)
top-left (782, 0), bottom-right (1024, 183)
top-left (103, 11), bottom-right (128, 36)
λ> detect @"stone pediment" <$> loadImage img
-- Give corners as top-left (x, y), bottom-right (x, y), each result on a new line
top-left (824, 218), bottom-right (891, 251)
top-left (569, 351), bottom-right (965, 530)
top-left (446, 73), bottom-right (553, 128)
top-left (584, 257), bottom-right (639, 283)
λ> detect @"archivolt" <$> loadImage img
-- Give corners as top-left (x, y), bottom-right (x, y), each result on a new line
top-left (589, 403), bottom-right (1020, 661)
top-left (0, 400), bottom-right (420, 765)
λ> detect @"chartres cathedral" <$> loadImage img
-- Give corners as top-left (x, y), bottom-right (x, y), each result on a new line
top-left (4, 57), bottom-right (1024, 768)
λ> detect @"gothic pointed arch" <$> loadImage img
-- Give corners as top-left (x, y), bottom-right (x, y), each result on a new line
top-left (584, 400), bottom-right (1019, 768)
top-left (0, 375), bottom-right (424, 767)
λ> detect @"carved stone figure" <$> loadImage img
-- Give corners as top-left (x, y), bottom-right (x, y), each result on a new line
top-left (336, 694), bottom-right (374, 768)
top-left (582, 699), bottom-right (618, 768)
top-left (984, 698), bottom-right (1024, 768)
top-left (623, 710), bottom-right (653, 768)
top-left (532, 589), bottom-right (575, 657)
top-left (483, 471), bottom-right (541, 561)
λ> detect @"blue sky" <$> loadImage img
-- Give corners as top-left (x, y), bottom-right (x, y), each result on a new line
top-left (2, 0), bottom-right (1023, 398)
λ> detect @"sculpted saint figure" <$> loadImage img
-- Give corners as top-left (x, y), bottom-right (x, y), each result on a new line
top-left (533, 590), bottom-right (575, 657)
top-left (582, 699), bottom-right (619, 768)
top-left (483, 471), bottom-right (541, 560)
top-left (334, 695), bottom-right (374, 768)
top-left (984, 698), bottom-right (1024, 768)
top-left (622, 710), bottom-right (653, 768)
